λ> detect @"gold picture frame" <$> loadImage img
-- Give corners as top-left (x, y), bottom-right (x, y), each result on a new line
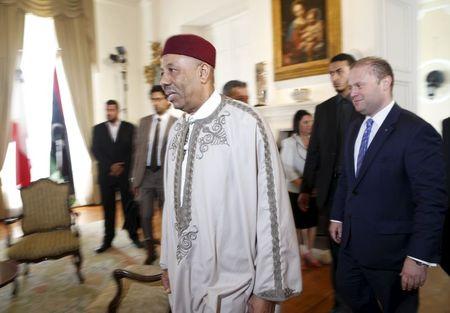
top-left (272, 0), bottom-right (341, 81)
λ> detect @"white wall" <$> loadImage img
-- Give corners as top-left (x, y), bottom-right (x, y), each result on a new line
top-left (417, 1), bottom-right (450, 133)
top-left (91, 0), bottom-right (425, 128)
top-left (93, 0), bottom-right (148, 125)
top-left (150, 0), bottom-right (417, 112)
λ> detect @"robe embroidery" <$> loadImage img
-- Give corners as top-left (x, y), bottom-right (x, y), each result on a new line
top-left (169, 122), bottom-right (184, 161)
top-left (173, 101), bottom-right (228, 263)
top-left (197, 111), bottom-right (230, 159)
top-left (227, 100), bottom-right (288, 296)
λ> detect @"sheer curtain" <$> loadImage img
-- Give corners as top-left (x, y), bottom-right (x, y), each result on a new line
top-left (0, 3), bottom-right (25, 211)
top-left (55, 15), bottom-right (97, 203)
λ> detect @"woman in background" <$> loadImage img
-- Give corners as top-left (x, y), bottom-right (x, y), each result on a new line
top-left (281, 109), bottom-right (321, 267)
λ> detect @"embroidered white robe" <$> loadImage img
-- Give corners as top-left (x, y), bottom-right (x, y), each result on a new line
top-left (160, 96), bottom-right (302, 312)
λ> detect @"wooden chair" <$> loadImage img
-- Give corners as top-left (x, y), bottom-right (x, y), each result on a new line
top-left (107, 264), bottom-right (169, 313)
top-left (86, 264), bottom-right (169, 312)
top-left (6, 178), bottom-right (83, 284)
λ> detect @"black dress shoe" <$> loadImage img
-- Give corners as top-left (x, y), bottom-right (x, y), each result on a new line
top-left (95, 244), bottom-right (112, 254)
top-left (132, 239), bottom-right (144, 249)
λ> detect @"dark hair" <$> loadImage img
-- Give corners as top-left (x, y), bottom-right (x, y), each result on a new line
top-left (222, 80), bottom-right (247, 96)
top-left (330, 53), bottom-right (356, 66)
top-left (352, 56), bottom-right (395, 91)
top-left (106, 99), bottom-right (119, 109)
top-left (150, 85), bottom-right (167, 97)
top-left (293, 110), bottom-right (311, 135)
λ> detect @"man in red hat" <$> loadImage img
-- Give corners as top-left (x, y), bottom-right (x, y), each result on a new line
top-left (159, 34), bottom-right (302, 313)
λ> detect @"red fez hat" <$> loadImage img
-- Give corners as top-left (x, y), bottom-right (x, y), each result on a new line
top-left (162, 34), bottom-right (216, 68)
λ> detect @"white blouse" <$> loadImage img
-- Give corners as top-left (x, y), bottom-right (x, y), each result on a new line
top-left (280, 134), bottom-right (307, 193)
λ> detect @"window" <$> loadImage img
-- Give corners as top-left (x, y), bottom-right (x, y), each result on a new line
top-left (0, 14), bottom-right (92, 208)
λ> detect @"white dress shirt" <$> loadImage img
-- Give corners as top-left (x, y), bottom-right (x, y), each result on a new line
top-left (147, 112), bottom-right (171, 167)
top-left (353, 100), bottom-right (395, 174)
top-left (180, 91), bottom-right (221, 204)
top-left (107, 120), bottom-right (121, 142)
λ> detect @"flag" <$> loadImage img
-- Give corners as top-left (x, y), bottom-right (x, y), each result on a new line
top-left (11, 69), bottom-right (31, 188)
top-left (50, 69), bottom-right (74, 194)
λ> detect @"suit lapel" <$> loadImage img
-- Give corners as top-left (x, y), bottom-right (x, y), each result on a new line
top-left (144, 116), bottom-right (153, 158)
top-left (104, 122), bottom-right (114, 144)
top-left (328, 97), bottom-right (339, 151)
top-left (353, 104), bottom-right (401, 188)
top-left (348, 117), bottom-right (364, 182)
top-left (116, 122), bottom-right (125, 144)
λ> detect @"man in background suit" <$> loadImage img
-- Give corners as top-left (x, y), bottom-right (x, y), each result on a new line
top-left (441, 117), bottom-right (450, 275)
top-left (92, 100), bottom-right (142, 253)
top-left (299, 53), bottom-right (359, 313)
top-left (131, 85), bottom-right (176, 264)
top-left (222, 80), bottom-right (249, 104)
top-left (330, 57), bottom-right (447, 312)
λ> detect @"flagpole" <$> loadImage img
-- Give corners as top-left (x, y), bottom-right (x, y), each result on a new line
top-left (121, 60), bottom-right (128, 120)
top-left (109, 47), bottom-right (128, 120)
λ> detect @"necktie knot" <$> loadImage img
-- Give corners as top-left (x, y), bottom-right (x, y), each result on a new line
top-left (366, 118), bottom-right (374, 129)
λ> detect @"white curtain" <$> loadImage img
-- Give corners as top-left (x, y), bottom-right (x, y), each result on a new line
top-left (0, 3), bottom-right (25, 212)
top-left (55, 15), bottom-right (96, 204)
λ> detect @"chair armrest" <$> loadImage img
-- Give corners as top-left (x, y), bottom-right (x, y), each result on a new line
top-left (69, 209), bottom-right (79, 224)
top-left (68, 209), bottom-right (81, 236)
top-left (1, 208), bottom-right (23, 248)
top-left (108, 269), bottom-right (162, 313)
top-left (1, 208), bottom-right (23, 224)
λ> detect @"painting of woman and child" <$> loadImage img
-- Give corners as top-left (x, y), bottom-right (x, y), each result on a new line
top-left (273, 0), bottom-right (341, 80)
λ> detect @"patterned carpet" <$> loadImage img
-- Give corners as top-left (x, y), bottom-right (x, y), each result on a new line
top-left (0, 221), bottom-right (149, 313)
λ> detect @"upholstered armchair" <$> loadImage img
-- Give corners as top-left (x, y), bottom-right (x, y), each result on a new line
top-left (6, 178), bottom-right (83, 283)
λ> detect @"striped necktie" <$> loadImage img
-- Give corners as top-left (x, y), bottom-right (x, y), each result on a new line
top-left (356, 118), bottom-right (374, 175)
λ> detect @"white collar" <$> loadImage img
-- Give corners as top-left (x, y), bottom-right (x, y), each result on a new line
top-left (365, 100), bottom-right (395, 125)
top-left (186, 91), bottom-right (221, 123)
top-left (154, 111), bottom-right (169, 121)
top-left (108, 120), bottom-right (121, 127)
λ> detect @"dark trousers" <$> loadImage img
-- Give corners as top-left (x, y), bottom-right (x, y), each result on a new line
top-left (337, 246), bottom-right (418, 313)
top-left (137, 168), bottom-right (164, 242)
top-left (322, 177), bottom-right (351, 311)
top-left (99, 175), bottom-right (138, 244)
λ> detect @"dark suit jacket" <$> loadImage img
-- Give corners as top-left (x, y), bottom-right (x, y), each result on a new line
top-left (92, 121), bottom-right (135, 184)
top-left (331, 104), bottom-right (447, 270)
top-left (131, 114), bottom-right (177, 188)
top-left (441, 117), bottom-right (450, 275)
top-left (301, 95), bottom-right (361, 208)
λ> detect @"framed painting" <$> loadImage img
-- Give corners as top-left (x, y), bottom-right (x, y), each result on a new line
top-left (272, 0), bottom-right (341, 80)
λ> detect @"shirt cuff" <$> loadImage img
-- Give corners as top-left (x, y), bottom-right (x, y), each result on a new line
top-left (330, 220), bottom-right (342, 223)
top-left (407, 256), bottom-right (437, 267)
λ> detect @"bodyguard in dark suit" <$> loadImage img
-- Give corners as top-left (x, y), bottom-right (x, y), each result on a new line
top-left (92, 99), bottom-right (142, 253)
top-left (330, 57), bottom-right (447, 312)
top-left (299, 53), bottom-right (360, 312)
top-left (441, 118), bottom-right (450, 275)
